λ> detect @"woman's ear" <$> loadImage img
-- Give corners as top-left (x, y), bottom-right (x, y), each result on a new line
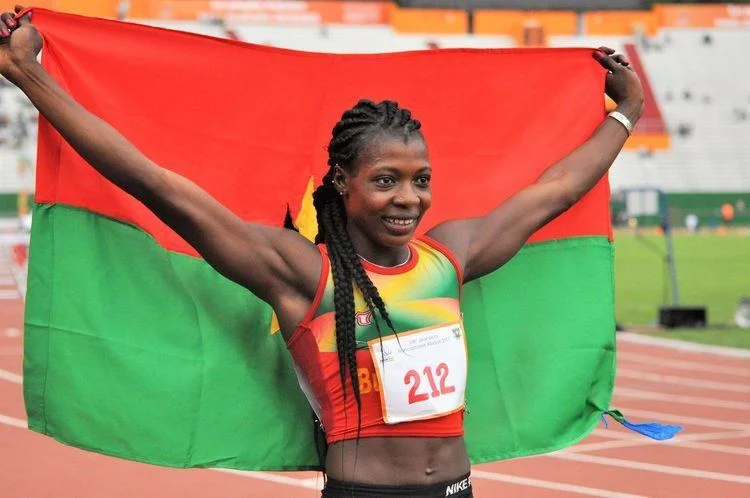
top-left (332, 165), bottom-right (348, 197)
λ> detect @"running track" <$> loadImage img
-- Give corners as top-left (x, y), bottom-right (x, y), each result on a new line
top-left (1, 242), bottom-right (749, 497)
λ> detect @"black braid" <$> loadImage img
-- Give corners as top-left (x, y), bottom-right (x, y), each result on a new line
top-left (310, 100), bottom-right (423, 447)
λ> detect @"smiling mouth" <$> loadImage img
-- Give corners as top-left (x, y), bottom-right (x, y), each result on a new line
top-left (382, 217), bottom-right (417, 227)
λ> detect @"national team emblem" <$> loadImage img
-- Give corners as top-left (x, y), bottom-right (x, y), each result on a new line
top-left (355, 311), bottom-right (372, 326)
top-left (452, 326), bottom-right (462, 339)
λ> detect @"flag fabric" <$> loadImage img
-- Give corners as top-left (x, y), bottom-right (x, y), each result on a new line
top-left (24, 8), bottom-right (615, 470)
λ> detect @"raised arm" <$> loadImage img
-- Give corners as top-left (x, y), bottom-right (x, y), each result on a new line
top-left (0, 9), bottom-right (321, 309)
top-left (428, 47), bottom-right (643, 283)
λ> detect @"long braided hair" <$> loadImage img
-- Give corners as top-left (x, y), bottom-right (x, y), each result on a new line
top-left (310, 99), bottom-right (423, 444)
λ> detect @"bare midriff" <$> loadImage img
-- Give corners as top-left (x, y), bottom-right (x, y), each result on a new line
top-left (325, 435), bottom-right (470, 485)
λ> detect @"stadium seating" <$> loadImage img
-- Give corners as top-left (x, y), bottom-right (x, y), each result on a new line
top-left (0, 85), bottom-right (37, 196)
top-left (1, 20), bottom-right (749, 209)
top-left (609, 29), bottom-right (750, 192)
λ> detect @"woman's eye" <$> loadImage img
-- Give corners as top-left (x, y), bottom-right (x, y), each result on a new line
top-left (415, 176), bottom-right (431, 187)
top-left (375, 177), bottom-right (395, 187)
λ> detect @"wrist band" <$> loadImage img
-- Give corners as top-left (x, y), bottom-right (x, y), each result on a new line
top-left (608, 111), bottom-right (634, 135)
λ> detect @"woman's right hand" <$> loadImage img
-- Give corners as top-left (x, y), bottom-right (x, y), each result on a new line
top-left (0, 5), bottom-right (42, 81)
top-left (593, 46), bottom-right (644, 122)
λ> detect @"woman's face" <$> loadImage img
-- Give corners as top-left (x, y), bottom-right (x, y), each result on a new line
top-left (337, 134), bottom-right (431, 250)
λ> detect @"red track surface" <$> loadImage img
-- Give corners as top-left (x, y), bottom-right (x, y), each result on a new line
top-left (1, 247), bottom-right (748, 497)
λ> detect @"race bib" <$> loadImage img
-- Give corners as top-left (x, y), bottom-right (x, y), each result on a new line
top-left (368, 322), bottom-right (467, 425)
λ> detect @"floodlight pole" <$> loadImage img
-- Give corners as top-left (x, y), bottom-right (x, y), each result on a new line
top-left (660, 191), bottom-right (680, 306)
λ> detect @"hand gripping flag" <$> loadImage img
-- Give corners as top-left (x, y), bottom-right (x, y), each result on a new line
top-left (24, 8), bottom-right (630, 470)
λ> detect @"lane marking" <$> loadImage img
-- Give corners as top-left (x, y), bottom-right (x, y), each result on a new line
top-left (618, 368), bottom-right (750, 393)
top-left (0, 415), bottom-right (325, 492)
top-left (615, 386), bottom-right (750, 410)
top-left (0, 413), bottom-right (27, 429)
top-left (471, 470), bottom-right (646, 498)
top-left (616, 408), bottom-right (750, 431)
top-left (218, 466), bottom-right (652, 497)
top-left (0, 290), bottom-right (21, 300)
top-left (591, 428), bottom-right (750, 442)
top-left (211, 468), bottom-right (321, 490)
top-left (0, 412), bottom-right (647, 497)
top-left (618, 333), bottom-right (750, 359)
top-left (617, 352), bottom-right (750, 377)
top-left (4, 328), bottom-right (21, 338)
top-left (0, 368), bottom-right (22, 384)
top-left (573, 430), bottom-right (750, 456)
top-left (549, 452), bottom-right (750, 484)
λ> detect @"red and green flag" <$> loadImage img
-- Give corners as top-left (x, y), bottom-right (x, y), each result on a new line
top-left (24, 8), bottom-right (617, 470)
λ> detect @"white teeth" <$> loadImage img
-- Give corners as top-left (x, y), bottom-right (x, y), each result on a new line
top-left (384, 218), bottom-right (415, 226)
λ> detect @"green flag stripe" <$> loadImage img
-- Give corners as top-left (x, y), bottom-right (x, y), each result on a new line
top-left (24, 203), bottom-right (614, 470)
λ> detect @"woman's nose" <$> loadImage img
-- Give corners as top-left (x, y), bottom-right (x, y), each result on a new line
top-left (393, 185), bottom-right (420, 207)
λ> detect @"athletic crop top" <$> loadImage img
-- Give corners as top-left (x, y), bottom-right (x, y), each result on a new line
top-left (285, 236), bottom-right (466, 444)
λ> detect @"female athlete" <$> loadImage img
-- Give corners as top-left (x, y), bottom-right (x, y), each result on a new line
top-left (0, 6), bottom-right (643, 497)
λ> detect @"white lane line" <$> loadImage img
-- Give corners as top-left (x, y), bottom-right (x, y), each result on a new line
top-left (549, 452), bottom-right (750, 484)
top-left (572, 430), bottom-right (750, 455)
top-left (220, 467), bottom-right (651, 497)
top-left (4, 327), bottom-right (21, 338)
top-left (617, 352), bottom-right (750, 377)
top-left (471, 470), bottom-right (646, 498)
top-left (618, 369), bottom-right (750, 393)
top-left (0, 413), bottom-right (27, 429)
top-left (675, 441), bottom-right (750, 457)
top-left (0, 368), bottom-right (22, 384)
top-left (211, 468), bottom-right (321, 490)
top-left (591, 428), bottom-right (750, 442)
top-left (618, 333), bottom-right (750, 359)
top-left (0, 412), bottom-right (648, 497)
top-left (615, 387), bottom-right (750, 410)
top-left (617, 408), bottom-right (750, 431)
top-left (0, 290), bottom-right (21, 299)
top-left (0, 413), bottom-right (324, 491)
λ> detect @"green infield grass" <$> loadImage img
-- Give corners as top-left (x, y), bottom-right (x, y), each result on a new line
top-left (614, 230), bottom-right (750, 348)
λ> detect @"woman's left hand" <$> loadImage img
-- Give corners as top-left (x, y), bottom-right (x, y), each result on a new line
top-left (593, 46), bottom-right (644, 121)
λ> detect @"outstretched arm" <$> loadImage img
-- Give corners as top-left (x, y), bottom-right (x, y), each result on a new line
top-left (428, 47), bottom-right (643, 283)
top-left (0, 8), bottom-right (321, 306)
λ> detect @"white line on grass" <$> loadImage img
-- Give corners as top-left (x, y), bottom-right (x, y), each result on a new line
top-left (617, 352), bottom-right (750, 377)
top-left (470, 470), bottom-right (646, 498)
top-left (615, 386), bottom-right (750, 410)
top-left (0, 367), bottom-right (22, 384)
top-left (618, 333), bottom-right (750, 359)
top-left (549, 452), bottom-right (750, 484)
top-left (618, 369), bottom-right (750, 393)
